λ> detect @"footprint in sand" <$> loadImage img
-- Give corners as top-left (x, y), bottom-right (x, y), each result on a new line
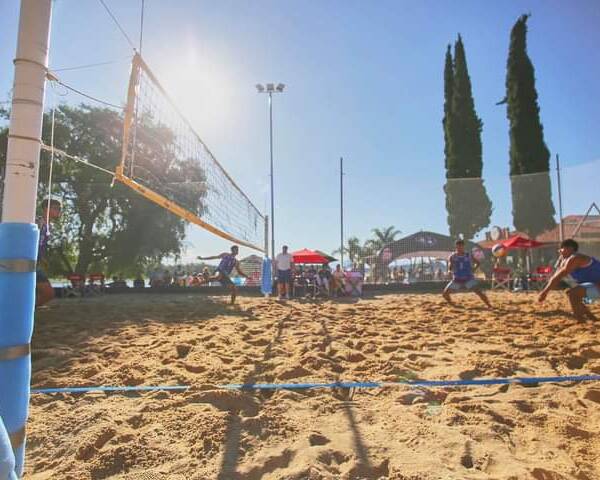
top-left (531, 467), bottom-right (570, 480)
top-left (176, 344), bottom-right (192, 358)
top-left (512, 400), bottom-right (535, 413)
top-left (381, 344), bottom-right (399, 353)
top-left (126, 414), bottom-right (145, 429)
top-left (459, 369), bottom-right (482, 380)
top-left (566, 356), bottom-right (587, 369)
top-left (308, 432), bottom-right (330, 446)
top-left (346, 351), bottom-right (366, 363)
top-left (183, 363), bottom-right (207, 374)
top-left (245, 337), bottom-right (270, 347)
top-left (93, 428), bottom-right (116, 449)
top-left (277, 366), bottom-right (313, 380)
top-left (75, 443), bottom-right (97, 461)
top-left (583, 389), bottom-right (600, 403)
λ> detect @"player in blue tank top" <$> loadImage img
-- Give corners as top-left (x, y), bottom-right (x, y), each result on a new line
top-left (539, 239), bottom-right (599, 321)
top-left (443, 239), bottom-right (491, 307)
top-left (197, 245), bottom-right (249, 304)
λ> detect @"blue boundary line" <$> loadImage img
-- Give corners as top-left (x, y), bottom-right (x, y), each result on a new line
top-left (30, 374), bottom-right (600, 395)
top-left (222, 374), bottom-right (600, 390)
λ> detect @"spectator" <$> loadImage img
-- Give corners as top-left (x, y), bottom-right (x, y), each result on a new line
top-left (133, 275), bottom-right (145, 288)
top-left (149, 270), bottom-right (163, 288)
top-left (332, 264), bottom-right (345, 297)
top-left (200, 267), bottom-right (209, 283)
top-left (275, 245), bottom-right (294, 300)
top-left (316, 264), bottom-right (332, 297)
top-left (163, 270), bottom-right (172, 286)
top-left (175, 267), bottom-right (186, 286)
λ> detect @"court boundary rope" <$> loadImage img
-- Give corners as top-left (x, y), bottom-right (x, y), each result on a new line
top-left (31, 374), bottom-right (600, 395)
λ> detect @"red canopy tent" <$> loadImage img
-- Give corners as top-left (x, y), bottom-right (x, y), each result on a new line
top-left (500, 235), bottom-right (545, 249)
top-left (292, 248), bottom-right (333, 264)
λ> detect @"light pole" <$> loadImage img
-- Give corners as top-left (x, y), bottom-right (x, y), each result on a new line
top-left (256, 83), bottom-right (285, 258)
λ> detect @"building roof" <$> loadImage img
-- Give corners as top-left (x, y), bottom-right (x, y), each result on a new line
top-left (478, 215), bottom-right (600, 249)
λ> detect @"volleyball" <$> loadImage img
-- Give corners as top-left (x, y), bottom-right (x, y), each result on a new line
top-left (492, 243), bottom-right (507, 258)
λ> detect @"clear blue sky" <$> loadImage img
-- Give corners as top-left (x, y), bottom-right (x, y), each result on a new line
top-left (1, 0), bottom-right (599, 263)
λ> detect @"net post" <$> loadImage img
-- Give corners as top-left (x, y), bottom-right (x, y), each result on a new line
top-left (264, 215), bottom-right (269, 258)
top-left (0, 1), bottom-right (52, 476)
top-left (120, 54), bottom-right (141, 177)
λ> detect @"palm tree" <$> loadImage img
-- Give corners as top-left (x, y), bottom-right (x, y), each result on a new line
top-left (370, 226), bottom-right (402, 251)
top-left (332, 236), bottom-right (363, 264)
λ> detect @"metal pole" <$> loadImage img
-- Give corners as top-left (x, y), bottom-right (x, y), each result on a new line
top-left (269, 91), bottom-right (275, 259)
top-left (0, 2), bottom-right (52, 476)
top-left (340, 157), bottom-right (344, 268)
top-left (139, 0), bottom-right (145, 55)
top-left (556, 154), bottom-right (564, 242)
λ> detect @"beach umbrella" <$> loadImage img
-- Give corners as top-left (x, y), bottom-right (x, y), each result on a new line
top-left (500, 235), bottom-right (545, 249)
top-left (314, 250), bottom-right (337, 263)
top-left (291, 248), bottom-right (332, 264)
top-left (500, 235), bottom-right (546, 273)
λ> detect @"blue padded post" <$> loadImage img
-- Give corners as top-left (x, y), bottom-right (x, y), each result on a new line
top-left (0, 417), bottom-right (17, 480)
top-left (261, 257), bottom-right (272, 296)
top-left (0, 223), bottom-right (38, 478)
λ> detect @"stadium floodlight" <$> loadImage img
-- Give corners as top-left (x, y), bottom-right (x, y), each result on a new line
top-left (255, 82), bottom-right (286, 259)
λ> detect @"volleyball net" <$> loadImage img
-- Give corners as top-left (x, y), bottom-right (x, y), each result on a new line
top-left (116, 54), bottom-right (266, 252)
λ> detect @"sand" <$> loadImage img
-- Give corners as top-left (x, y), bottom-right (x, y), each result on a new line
top-left (25, 291), bottom-right (600, 480)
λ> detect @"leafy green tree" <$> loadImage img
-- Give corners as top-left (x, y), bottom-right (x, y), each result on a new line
top-left (504, 14), bottom-right (555, 237)
top-left (443, 35), bottom-right (492, 239)
top-left (1, 104), bottom-right (206, 276)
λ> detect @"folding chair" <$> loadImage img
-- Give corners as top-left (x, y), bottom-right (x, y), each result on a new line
top-left (86, 273), bottom-right (106, 296)
top-left (294, 274), bottom-right (317, 298)
top-left (529, 265), bottom-right (553, 291)
top-left (314, 275), bottom-right (330, 298)
top-left (491, 267), bottom-right (512, 291)
top-left (65, 273), bottom-right (85, 298)
top-left (292, 274), bottom-right (306, 298)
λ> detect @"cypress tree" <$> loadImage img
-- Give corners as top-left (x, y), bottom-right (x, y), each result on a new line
top-left (443, 45), bottom-right (454, 172)
top-left (443, 35), bottom-right (492, 239)
top-left (505, 14), bottom-right (555, 236)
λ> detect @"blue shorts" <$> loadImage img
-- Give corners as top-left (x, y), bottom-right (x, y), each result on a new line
top-left (216, 271), bottom-right (234, 286)
top-left (580, 282), bottom-right (600, 300)
top-left (277, 270), bottom-right (291, 283)
top-left (446, 278), bottom-right (479, 291)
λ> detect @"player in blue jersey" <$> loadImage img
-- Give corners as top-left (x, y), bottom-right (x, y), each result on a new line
top-left (442, 239), bottom-right (491, 307)
top-left (538, 239), bottom-right (599, 321)
top-left (197, 245), bottom-right (249, 304)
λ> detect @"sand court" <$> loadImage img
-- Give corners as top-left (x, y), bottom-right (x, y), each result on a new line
top-left (26, 292), bottom-right (600, 479)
